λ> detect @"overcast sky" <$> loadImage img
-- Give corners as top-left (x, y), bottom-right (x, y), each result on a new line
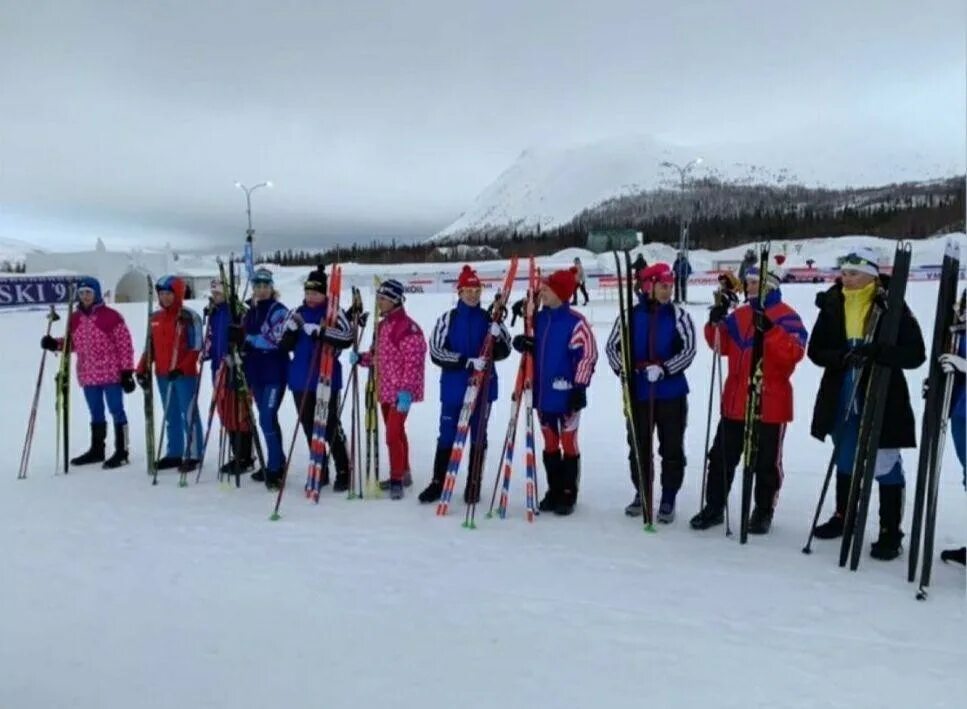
top-left (1, 0), bottom-right (964, 250)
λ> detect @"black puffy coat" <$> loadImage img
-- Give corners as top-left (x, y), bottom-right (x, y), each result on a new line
top-left (807, 276), bottom-right (925, 447)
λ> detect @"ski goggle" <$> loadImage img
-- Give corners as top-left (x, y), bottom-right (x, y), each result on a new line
top-left (76, 287), bottom-right (95, 297)
top-left (304, 280), bottom-right (325, 291)
top-left (841, 253), bottom-right (877, 269)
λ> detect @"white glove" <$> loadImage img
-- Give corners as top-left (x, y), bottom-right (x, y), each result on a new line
top-left (285, 317), bottom-right (300, 332)
top-left (645, 364), bottom-right (664, 383)
top-left (303, 323), bottom-right (321, 337)
top-left (466, 356), bottom-right (488, 371)
top-left (939, 353), bottom-right (967, 374)
top-left (489, 322), bottom-right (503, 337)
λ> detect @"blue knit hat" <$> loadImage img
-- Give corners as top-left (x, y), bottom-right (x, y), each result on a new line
top-left (377, 279), bottom-right (404, 305)
top-left (75, 276), bottom-right (102, 303)
top-left (251, 267), bottom-right (274, 286)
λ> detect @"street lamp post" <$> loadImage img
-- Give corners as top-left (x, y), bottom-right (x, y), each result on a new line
top-left (234, 181), bottom-right (273, 238)
top-left (659, 158), bottom-right (703, 260)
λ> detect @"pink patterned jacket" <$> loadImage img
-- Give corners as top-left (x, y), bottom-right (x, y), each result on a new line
top-left (361, 306), bottom-right (426, 404)
top-left (55, 304), bottom-right (135, 387)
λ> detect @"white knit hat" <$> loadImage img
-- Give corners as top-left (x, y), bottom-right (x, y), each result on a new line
top-left (839, 247), bottom-right (880, 277)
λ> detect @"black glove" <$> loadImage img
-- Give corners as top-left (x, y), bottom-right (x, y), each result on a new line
top-left (510, 298), bottom-right (526, 327)
top-left (41, 335), bottom-right (59, 351)
top-left (844, 342), bottom-right (878, 368)
top-left (228, 324), bottom-right (246, 346)
top-left (120, 370), bottom-right (136, 394)
top-left (512, 334), bottom-right (534, 354)
top-left (754, 312), bottom-right (773, 333)
top-left (568, 386), bottom-right (587, 412)
top-left (708, 304), bottom-right (728, 324)
top-left (136, 372), bottom-right (150, 390)
top-left (167, 369), bottom-right (183, 381)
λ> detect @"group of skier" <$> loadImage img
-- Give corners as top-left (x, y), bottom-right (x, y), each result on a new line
top-left (36, 244), bottom-right (965, 566)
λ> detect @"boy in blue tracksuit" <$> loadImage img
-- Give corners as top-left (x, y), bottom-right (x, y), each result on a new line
top-left (939, 331), bottom-right (966, 565)
top-left (512, 267), bottom-right (597, 516)
top-left (282, 266), bottom-right (355, 492)
top-left (422, 265), bottom-right (511, 504)
top-left (228, 268), bottom-right (290, 489)
top-left (606, 262), bottom-right (696, 522)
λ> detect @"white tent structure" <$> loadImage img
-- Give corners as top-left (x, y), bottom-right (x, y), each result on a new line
top-left (24, 239), bottom-right (214, 302)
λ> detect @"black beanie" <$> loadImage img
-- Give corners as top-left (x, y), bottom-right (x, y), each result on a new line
top-left (304, 265), bottom-right (328, 294)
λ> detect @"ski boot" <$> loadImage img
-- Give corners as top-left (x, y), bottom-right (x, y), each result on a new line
top-left (389, 479), bottom-right (404, 500)
top-left (624, 492), bottom-right (643, 517)
top-left (71, 422), bottom-right (107, 466)
top-left (554, 455), bottom-right (580, 516)
top-left (813, 476), bottom-right (849, 539)
top-left (539, 451), bottom-right (562, 512)
top-left (332, 471), bottom-right (350, 493)
top-left (870, 484), bottom-right (904, 561)
top-left (689, 505), bottom-right (724, 530)
top-left (155, 456), bottom-right (182, 470)
top-left (102, 423), bottom-right (129, 469)
top-left (418, 448), bottom-right (449, 504)
top-left (379, 471), bottom-right (412, 491)
top-left (657, 488), bottom-right (677, 524)
top-left (747, 506), bottom-right (773, 535)
top-left (940, 547), bottom-right (966, 566)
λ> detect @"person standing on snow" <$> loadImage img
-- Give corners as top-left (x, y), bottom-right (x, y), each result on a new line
top-left (937, 329), bottom-right (966, 566)
top-left (136, 275), bottom-right (205, 472)
top-left (807, 248), bottom-right (926, 561)
top-left (421, 265), bottom-right (511, 504)
top-left (41, 276), bottom-right (136, 469)
top-left (571, 257), bottom-right (590, 306)
top-left (282, 265), bottom-right (354, 492)
top-left (512, 267), bottom-right (597, 516)
top-left (671, 251), bottom-right (692, 304)
top-left (227, 268), bottom-right (290, 489)
top-left (351, 279), bottom-right (426, 500)
top-left (605, 263), bottom-right (696, 523)
top-left (690, 265), bottom-right (807, 534)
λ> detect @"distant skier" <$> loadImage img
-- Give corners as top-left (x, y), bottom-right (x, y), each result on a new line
top-left (512, 267), bottom-right (597, 516)
top-left (605, 263), bottom-right (696, 522)
top-left (228, 268), bottom-right (290, 489)
top-left (41, 276), bottom-right (136, 469)
top-left (422, 265), bottom-right (511, 504)
top-left (806, 248), bottom-right (925, 560)
top-left (738, 249), bottom-right (757, 282)
top-left (690, 266), bottom-right (807, 534)
top-left (938, 332), bottom-right (966, 566)
top-left (571, 257), bottom-right (590, 306)
top-left (283, 265), bottom-right (354, 492)
top-left (671, 252), bottom-right (692, 304)
top-left (351, 279), bottom-right (427, 499)
top-left (136, 276), bottom-right (205, 471)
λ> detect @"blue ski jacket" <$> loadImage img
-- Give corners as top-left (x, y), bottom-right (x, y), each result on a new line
top-left (532, 304), bottom-right (597, 414)
top-left (429, 299), bottom-right (511, 407)
top-left (204, 301), bottom-right (232, 381)
top-left (286, 301), bottom-right (353, 393)
top-left (605, 297), bottom-right (696, 400)
top-left (242, 297), bottom-right (290, 389)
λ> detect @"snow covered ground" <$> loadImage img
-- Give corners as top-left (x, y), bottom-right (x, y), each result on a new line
top-left (1, 268), bottom-right (965, 708)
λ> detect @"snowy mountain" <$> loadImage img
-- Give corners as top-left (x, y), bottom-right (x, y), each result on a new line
top-left (433, 134), bottom-right (964, 241)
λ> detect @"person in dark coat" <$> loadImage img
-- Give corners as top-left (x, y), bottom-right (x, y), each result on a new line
top-left (422, 265), bottom-right (511, 504)
top-left (282, 266), bottom-right (354, 491)
top-left (671, 252), bottom-right (692, 304)
top-left (807, 247), bottom-right (926, 561)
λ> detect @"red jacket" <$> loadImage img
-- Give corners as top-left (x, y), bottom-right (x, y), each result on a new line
top-left (704, 290), bottom-right (807, 424)
top-left (138, 277), bottom-right (204, 377)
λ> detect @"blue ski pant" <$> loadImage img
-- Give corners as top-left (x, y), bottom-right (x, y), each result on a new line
top-left (952, 415), bottom-right (966, 489)
top-left (437, 400), bottom-right (488, 451)
top-left (833, 410), bottom-right (904, 486)
top-left (83, 384), bottom-right (127, 425)
top-left (157, 375), bottom-right (203, 459)
top-left (253, 384), bottom-right (285, 472)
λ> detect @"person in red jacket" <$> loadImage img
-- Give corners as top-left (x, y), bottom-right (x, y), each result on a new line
top-left (136, 276), bottom-right (204, 472)
top-left (690, 266), bottom-right (807, 534)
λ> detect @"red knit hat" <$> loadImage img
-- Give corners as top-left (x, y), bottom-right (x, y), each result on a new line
top-left (638, 262), bottom-right (674, 287)
top-left (544, 267), bottom-right (578, 302)
top-left (457, 265), bottom-right (481, 289)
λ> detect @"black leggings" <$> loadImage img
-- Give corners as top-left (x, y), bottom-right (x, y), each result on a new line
top-left (292, 389), bottom-right (351, 475)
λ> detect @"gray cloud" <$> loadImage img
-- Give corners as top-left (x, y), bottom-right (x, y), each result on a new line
top-left (1, 0), bottom-right (963, 250)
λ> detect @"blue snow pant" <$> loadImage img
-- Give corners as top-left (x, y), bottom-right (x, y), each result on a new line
top-left (436, 400), bottom-right (488, 450)
top-left (952, 415), bottom-right (966, 488)
top-left (157, 375), bottom-right (203, 459)
top-left (83, 384), bottom-right (127, 425)
top-left (834, 407), bottom-right (904, 486)
top-left (253, 384), bottom-right (286, 472)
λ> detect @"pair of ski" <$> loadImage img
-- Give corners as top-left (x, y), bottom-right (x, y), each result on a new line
top-left (18, 302), bottom-right (66, 479)
top-left (436, 256), bottom-right (520, 522)
top-left (485, 256), bottom-right (540, 523)
top-left (613, 250), bottom-right (655, 531)
top-left (908, 240), bottom-right (962, 599)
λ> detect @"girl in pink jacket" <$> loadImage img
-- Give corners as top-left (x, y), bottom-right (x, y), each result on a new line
top-left (352, 279), bottom-right (426, 499)
top-left (41, 276), bottom-right (136, 469)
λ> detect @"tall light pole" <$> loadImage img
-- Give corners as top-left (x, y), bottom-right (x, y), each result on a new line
top-left (659, 158), bottom-right (703, 259)
top-left (234, 180), bottom-right (273, 238)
